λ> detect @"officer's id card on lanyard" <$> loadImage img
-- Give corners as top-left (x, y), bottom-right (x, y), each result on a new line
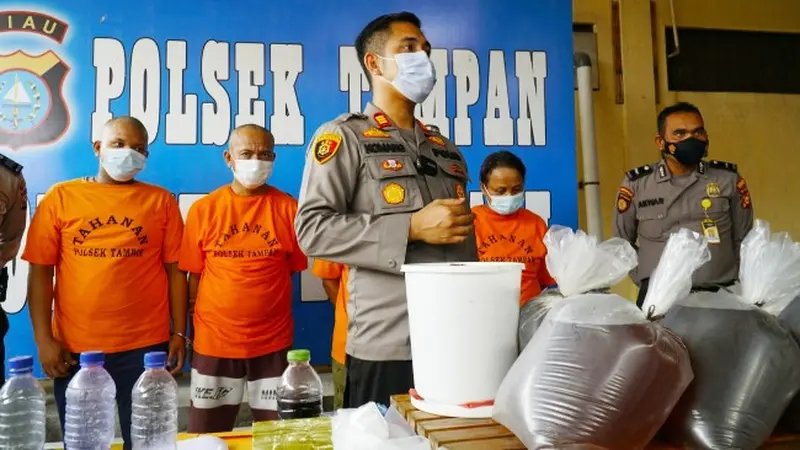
top-left (701, 198), bottom-right (721, 244)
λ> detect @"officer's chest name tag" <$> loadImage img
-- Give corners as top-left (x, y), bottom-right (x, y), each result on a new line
top-left (365, 142), bottom-right (405, 154)
top-left (702, 218), bottom-right (721, 244)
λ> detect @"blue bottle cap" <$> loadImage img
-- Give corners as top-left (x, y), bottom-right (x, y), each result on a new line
top-left (143, 351), bottom-right (167, 369)
top-left (8, 355), bottom-right (34, 373)
top-left (79, 351), bottom-right (105, 366)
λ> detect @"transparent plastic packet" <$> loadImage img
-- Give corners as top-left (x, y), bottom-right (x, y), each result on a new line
top-left (661, 220), bottom-right (800, 450)
top-left (251, 416), bottom-right (332, 449)
top-left (518, 225), bottom-right (637, 349)
top-left (495, 227), bottom-right (708, 450)
top-left (330, 402), bottom-right (429, 450)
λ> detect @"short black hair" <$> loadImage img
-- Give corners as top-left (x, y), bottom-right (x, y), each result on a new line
top-left (355, 12), bottom-right (422, 83)
top-left (479, 151), bottom-right (526, 184)
top-left (657, 102), bottom-right (702, 135)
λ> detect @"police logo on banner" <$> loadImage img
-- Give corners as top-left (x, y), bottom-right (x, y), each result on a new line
top-left (0, 11), bottom-right (71, 151)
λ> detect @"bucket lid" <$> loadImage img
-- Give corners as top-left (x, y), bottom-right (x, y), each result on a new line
top-left (401, 262), bottom-right (525, 274)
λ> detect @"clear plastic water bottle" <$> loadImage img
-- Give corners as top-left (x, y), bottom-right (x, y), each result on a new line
top-left (131, 351), bottom-right (178, 450)
top-left (0, 356), bottom-right (46, 449)
top-left (64, 351), bottom-right (117, 449)
top-left (277, 349), bottom-right (323, 419)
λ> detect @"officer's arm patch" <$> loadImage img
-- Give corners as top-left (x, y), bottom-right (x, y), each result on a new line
top-left (625, 165), bottom-right (653, 181)
top-left (708, 160), bottom-right (738, 173)
top-left (737, 176), bottom-right (752, 209)
top-left (617, 186), bottom-right (634, 213)
top-left (312, 132), bottom-right (343, 165)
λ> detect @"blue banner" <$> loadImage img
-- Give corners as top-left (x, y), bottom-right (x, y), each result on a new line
top-left (0, 0), bottom-right (575, 377)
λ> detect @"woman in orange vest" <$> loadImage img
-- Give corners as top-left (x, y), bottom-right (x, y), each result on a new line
top-left (472, 151), bottom-right (556, 305)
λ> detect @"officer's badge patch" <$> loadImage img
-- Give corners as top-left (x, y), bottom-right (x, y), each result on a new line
top-left (382, 182), bottom-right (405, 205)
top-left (737, 177), bottom-right (752, 209)
top-left (381, 159), bottom-right (403, 171)
top-left (455, 184), bottom-right (466, 199)
top-left (449, 164), bottom-right (466, 177)
top-left (373, 112), bottom-right (391, 129)
top-left (363, 127), bottom-right (390, 138)
top-left (312, 132), bottom-right (343, 165)
top-left (706, 182), bottom-right (720, 198)
top-left (617, 186), bottom-right (633, 213)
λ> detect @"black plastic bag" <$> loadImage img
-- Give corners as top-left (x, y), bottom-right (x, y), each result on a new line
top-left (661, 221), bottom-right (800, 449)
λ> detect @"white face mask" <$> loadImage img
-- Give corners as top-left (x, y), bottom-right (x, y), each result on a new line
top-left (379, 51), bottom-right (436, 104)
top-left (231, 159), bottom-right (273, 189)
top-left (486, 191), bottom-right (525, 215)
top-left (101, 147), bottom-right (146, 182)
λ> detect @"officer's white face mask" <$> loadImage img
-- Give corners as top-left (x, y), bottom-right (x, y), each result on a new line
top-left (378, 51), bottom-right (436, 104)
top-left (101, 147), bottom-right (146, 182)
top-left (231, 159), bottom-right (273, 189)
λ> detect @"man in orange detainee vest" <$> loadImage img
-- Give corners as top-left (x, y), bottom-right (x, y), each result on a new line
top-left (23, 116), bottom-right (188, 450)
top-left (311, 259), bottom-right (349, 410)
top-left (179, 124), bottom-right (308, 433)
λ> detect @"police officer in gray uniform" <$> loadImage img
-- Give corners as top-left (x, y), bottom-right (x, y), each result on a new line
top-left (295, 12), bottom-right (477, 407)
top-left (0, 154), bottom-right (27, 384)
top-left (614, 102), bottom-right (754, 308)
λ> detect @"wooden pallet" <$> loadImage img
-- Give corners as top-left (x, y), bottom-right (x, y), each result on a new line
top-left (390, 395), bottom-right (800, 449)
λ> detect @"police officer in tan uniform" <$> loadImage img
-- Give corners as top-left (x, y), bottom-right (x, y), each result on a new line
top-left (614, 102), bottom-right (754, 308)
top-left (0, 154), bottom-right (27, 383)
top-left (295, 11), bottom-right (477, 407)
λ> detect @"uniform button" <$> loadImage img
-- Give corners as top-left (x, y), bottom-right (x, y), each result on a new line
top-left (388, 259), bottom-right (397, 268)
top-left (658, 214), bottom-right (664, 219)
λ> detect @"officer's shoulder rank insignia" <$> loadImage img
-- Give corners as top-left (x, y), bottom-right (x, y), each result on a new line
top-left (617, 186), bottom-right (634, 213)
top-left (363, 127), bottom-right (390, 138)
top-left (312, 132), bottom-right (343, 165)
top-left (708, 160), bottom-right (738, 173)
top-left (427, 135), bottom-right (446, 147)
top-left (382, 182), bottom-right (405, 205)
top-left (625, 164), bottom-right (653, 181)
top-left (373, 112), bottom-right (391, 129)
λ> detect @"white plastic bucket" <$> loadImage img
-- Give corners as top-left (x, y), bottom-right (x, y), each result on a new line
top-left (402, 262), bottom-right (524, 418)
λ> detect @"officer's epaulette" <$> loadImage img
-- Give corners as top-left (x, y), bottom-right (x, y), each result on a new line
top-left (0, 154), bottom-right (22, 175)
top-left (708, 160), bottom-right (738, 173)
top-left (333, 112), bottom-right (367, 124)
top-left (625, 164), bottom-right (653, 181)
top-left (424, 123), bottom-right (441, 135)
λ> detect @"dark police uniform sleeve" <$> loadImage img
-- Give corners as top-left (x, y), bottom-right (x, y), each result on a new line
top-left (295, 116), bottom-right (412, 275)
top-left (0, 157), bottom-right (26, 269)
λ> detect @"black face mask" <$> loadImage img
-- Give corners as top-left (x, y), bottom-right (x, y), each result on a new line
top-left (663, 137), bottom-right (708, 166)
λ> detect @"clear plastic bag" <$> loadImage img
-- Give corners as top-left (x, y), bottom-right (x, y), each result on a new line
top-left (496, 227), bottom-right (703, 450)
top-left (331, 402), bottom-right (429, 450)
top-left (251, 416), bottom-right (332, 449)
top-left (661, 220), bottom-right (800, 449)
top-left (517, 226), bottom-right (637, 348)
